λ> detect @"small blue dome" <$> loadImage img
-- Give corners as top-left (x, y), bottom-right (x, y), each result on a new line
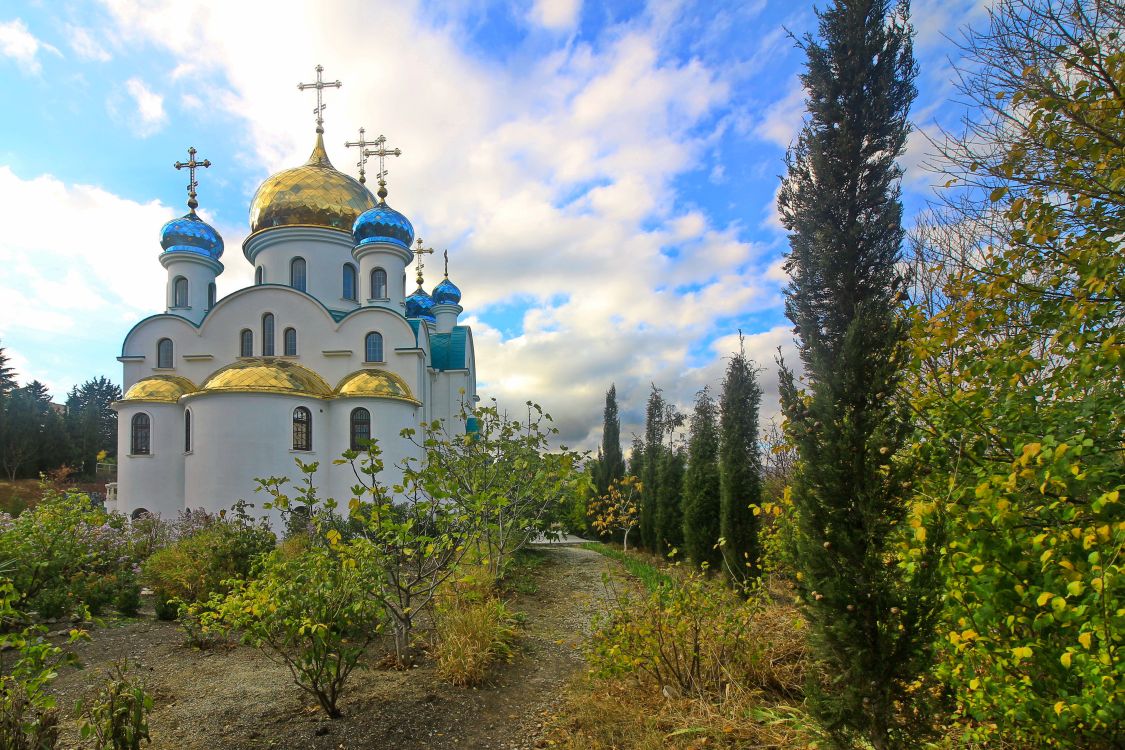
top-left (353, 202), bottom-right (414, 250)
top-left (432, 277), bottom-right (462, 305)
top-left (406, 286), bottom-right (436, 322)
top-left (160, 212), bottom-right (224, 260)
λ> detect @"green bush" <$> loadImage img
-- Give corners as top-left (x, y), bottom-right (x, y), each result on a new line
top-left (141, 517), bottom-right (274, 605)
top-left (112, 572), bottom-right (141, 617)
top-left (151, 592), bottom-right (178, 622)
top-left (208, 545), bottom-right (385, 718)
top-left (76, 660), bottom-right (152, 750)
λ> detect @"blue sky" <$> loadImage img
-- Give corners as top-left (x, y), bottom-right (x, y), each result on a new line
top-left (0, 0), bottom-right (988, 447)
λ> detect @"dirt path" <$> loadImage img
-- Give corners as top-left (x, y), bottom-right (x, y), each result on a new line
top-left (49, 545), bottom-right (616, 750)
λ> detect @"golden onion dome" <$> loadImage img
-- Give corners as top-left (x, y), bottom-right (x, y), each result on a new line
top-left (248, 134), bottom-right (376, 234)
top-left (121, 375), bottom-right (198, 403)
top-left (335, 369), bottom-right (420, 405)
top-left (200, 358), bottom-right (333, 398)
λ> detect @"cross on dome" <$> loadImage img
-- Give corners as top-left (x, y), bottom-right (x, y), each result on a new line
top-left (344, 127), bottom-right (378, 184)
top-left (364, 134), bottom-right (402, 203)
top-left (174, 146), bottom-right (212, 213)
top-left (297, 64), bottom-right (342, 134)
top-left (413, 238), bottom-right (434, 286)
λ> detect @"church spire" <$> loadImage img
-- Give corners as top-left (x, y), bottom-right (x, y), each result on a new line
top-left (174, 146), bottom-right (211, 214)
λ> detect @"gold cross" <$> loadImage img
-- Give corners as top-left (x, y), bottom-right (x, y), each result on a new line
top-left (364, 134), bottom-right (402, 202)
top-left (413, 238), bottom-right (434, 286)
top-left (174, 146), bottom-right (211, 212)
top-left (344, 126), bottom-right (377, 184)
top-left (297, 64), bottom-right (341, 134)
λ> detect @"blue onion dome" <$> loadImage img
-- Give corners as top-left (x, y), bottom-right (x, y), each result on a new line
top-left (160, 211), bottom-right (224, 260)
top-left (405, 286), bottom-right (436, 322)
top-left (353, 201), bottom-right (414, 250)
top-left (432, 277), bottom-right (461, 305)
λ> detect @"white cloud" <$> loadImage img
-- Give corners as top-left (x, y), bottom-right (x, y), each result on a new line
top-left (528, 0), bottom-right (583, 31)
top-left (67, 25), bottom-right (111, 62)
top-left (755, 77), bottom-right (805, 148)
top-left (0, 18), bottom-right (60, 74)
top-left (124, 77), bottom-right (167, 136)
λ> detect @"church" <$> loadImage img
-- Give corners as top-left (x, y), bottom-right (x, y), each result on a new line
top-left (108, 67), bottom-right (477, 523)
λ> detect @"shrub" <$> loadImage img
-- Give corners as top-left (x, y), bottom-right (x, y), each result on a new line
top-left (176, 599), bottom-right (228, 650)
top-left (76, 661), bottom-right (153, 750)
top-left (211, 545), bottom-right (385, 718)
top-left (151, 593), bottom-right (178, 622)
top-left (112, 571), bottom-right (141, 617)
top-left (141, 515), bottom-right (274, 605)
top-left (434, 596), bottom-right (518, 686)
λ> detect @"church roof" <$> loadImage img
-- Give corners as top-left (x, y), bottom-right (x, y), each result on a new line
top-left (248, 134), bottom-right (376, 234)
top-left (121, 375), bottom-right (198, 403)
top-left (430, 326), bottom-right (469, 371)
top-left (334, 369), bottom-right (420, 404)
top-left (199, 358), bottom-right (333, 398)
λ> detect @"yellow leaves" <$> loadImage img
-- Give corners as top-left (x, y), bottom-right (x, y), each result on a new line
top-left (326, 529), bottom-right (342, 547)
top-left (1078, 632), bottom-right (1092, 649)
top-left (1066, 580), bottom-right (1085, 597)
top-left (1037, 592), bottom-right (1054, 607)
top-left (914, 525), bottom-right (927, 543)
top-left (1012, 646), bottom-right (1033, 660)
top-left (1060, 651), bottom-right (1072, 667)
top-left (1055, 701), bottom-right (1067, 716)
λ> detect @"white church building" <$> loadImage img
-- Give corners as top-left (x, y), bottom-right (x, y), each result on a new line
top-left (110, 76), bottom-right (476, 523)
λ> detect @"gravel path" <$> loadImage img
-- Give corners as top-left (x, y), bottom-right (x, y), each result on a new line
top-left (49, 545), bottom-right (617, 749)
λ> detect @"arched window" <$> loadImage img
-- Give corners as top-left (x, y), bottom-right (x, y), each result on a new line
top-left (291, 257), bottom-right (307, 292)
top-left (255, 266), bottom-right (264, 285)
top-left (156, 338), bottom-right (173, 369)
top-left (364, 332), bottom-right (383, 363)
top-left (207, 282), bottom-right (216, 309)
top-left (350, 407), bottom-right (371, 450)
top-left (262, 313), bottom-right (275, 356)
top-left (131, 508), bottom-right (151, 521)
top-left (292, 406), bottom-right (312, 451)
top-left (184, 409), bottom-right (192, 452)
top-left (343, 264), bottom-right (357, 301)
top-left (284, 327), bottom-right (297, 356)
top-left (131, 413), bottom-right (150, 455)
top-left (173, 276), bottom-right (189, 307)
top-left (371, 268), bottom-right (387, 299)
top-left (239, 328), bottom-right (253, 357)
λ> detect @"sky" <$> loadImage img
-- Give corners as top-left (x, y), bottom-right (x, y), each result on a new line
top-left (0, 0), bottom-right (990, 451)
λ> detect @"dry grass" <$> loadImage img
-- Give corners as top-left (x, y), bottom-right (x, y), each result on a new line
top-left (433, 595), bottom-right (519, 687)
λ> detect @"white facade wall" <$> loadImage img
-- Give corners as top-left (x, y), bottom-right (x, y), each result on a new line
top-left (114, 402), bottom-right (185, 519)
top-left (161, 253), bottom-right (220, 325)
top-left (354, 242), bottom-right (411, 312)
top-left (244, 228), bottom-right (360, 312)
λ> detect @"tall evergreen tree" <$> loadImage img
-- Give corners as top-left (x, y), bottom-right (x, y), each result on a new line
top-left (0, 342), bottom-right (16, 398)
top-left (638, 385), bottom-right (665, 551)
top-left (653, 405), bottom-right (685, 554)
top-left (777, 1), bottom-right (941, 747)
top-left (594, 384), bottom-right (626, 497)
top-left (719, 347), bottom-right (763, 585)
top-left (627, 435), bottom-right (645, 477)
top-left (66, 376), bottom-right (121, 475)
top-left (682, 388), bottom-right (722, 569)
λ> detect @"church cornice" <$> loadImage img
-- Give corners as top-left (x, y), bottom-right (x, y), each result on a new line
top-left (242, 224), bottom-right (354, 265)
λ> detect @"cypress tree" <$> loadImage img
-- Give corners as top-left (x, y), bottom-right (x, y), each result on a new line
top-left (777, 1), bottom-right (941, 747)
top-left (595, 384), bottom-right (625, 497)
top-left (719, 347), bottom-right (763, 585)
top-left (638, 385), bottom-right (665, 551)
top-left (682, 388), bottom-right (722, 569)
top-left (653, 406), bottom-right (685, 554)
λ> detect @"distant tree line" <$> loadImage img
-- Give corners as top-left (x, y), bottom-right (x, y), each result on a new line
top-left (0, 341), bottom-right (120, 480)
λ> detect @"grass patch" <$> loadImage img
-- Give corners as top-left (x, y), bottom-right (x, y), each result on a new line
top-left (502, 547), bottom-right (549, 595)
top-left (580, 542), bottom-right (671, 593)
top-left (434, 596), bottom-right (519, 687)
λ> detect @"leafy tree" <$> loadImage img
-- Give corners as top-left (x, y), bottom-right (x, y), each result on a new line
top-left (776, 0), bottom-right (942, 747)
top-left (638, 386), bottom-right (665, 551)
top-left (719, 348), bottom-right (764, 586)
top-left (587, 475), bottom-right (642, 550)
top-left (682, 388), bottom-right (722, 569)
top-left (654, 404), bottom-right (685, 554)
top-left (0, 342), bottom-right (16, 398)
top-left (627, 435), bottom-right (645, 477)
top-left (594, 384), bottom-right (626, 498)
top-left (911, 1), bottom-right (1124, 744)
top-left (66, 377), bottom-right (121, 476)
top-left (0, 384), bottom-right (63, 481)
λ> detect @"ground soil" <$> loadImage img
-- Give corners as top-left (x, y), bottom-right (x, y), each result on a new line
top-left (48, 544), bottom-right (618, 750)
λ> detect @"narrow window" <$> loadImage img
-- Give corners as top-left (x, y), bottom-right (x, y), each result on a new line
top-left (284, 327), bottom-right (297, 356)
top-left (291, 257), bottom-right (307, 292)
top-left (157, 338), bottom-right (173, 369)
top-left (262, 313), bottom-right (275, 356)
top-left (343, 264), bottom-right (357, 301)
top-left (207, 282), bottom-right (216, 309)
top-left (350, 407), bottom-right (371, 450)
top-left (292, 406), bottom-right (312, 451)
top-left (255, 266), bottom-right (264, 285)
top-left (364, 332), bottom-right (383, 363)
top-left (184, 409), bottom-right (192, 452)
top-left (371, 268), bottom-right (387, 299)
top-left (131, 413), bottom-right (150, 455)
top-left (173, 276), bottom-right (189, 307)
top-left (239, 328), bottom-right (253, 357)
